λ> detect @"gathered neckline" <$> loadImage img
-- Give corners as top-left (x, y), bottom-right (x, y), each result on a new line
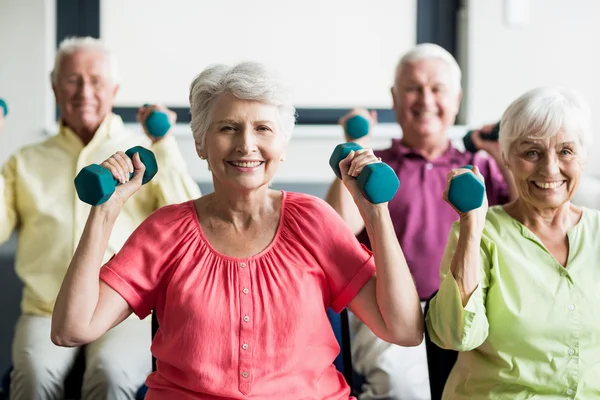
top-left (188, 190), bottom-right (288, 262)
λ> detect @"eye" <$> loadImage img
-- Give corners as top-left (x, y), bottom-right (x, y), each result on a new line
top-left (525, 150), bottom-right (540, 159)
top-left (220, 126), bottom-right (235, 132)
top-left (560, 148), bottom-right (574, 156)
top-left (257, 125), bottom-right (272, 132)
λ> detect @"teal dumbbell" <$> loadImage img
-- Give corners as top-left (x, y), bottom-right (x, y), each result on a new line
top-left (447, 165), bottom-right (485, 212)
top-left (463, 122), bottom-right (500, 153)
top-left (143, 104), bottom-right (171, 138)
top-left (74, 146), bottom-right (158, 206)
top-left (345, 115), bottom-right (370, 139)
top-left (329, 143), bottom-right (399, 204)
top-left (0, 99), bottom-right (8, 116)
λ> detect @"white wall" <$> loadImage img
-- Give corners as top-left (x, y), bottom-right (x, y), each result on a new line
top-left (0, 0), bottom-right (56, 164)
top-left (460, 0), bottom-right (600, 175)
top-left (100, 0), bottom-right (417, 109)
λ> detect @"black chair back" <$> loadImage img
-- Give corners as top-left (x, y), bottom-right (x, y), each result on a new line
top-left (424, 290), bottom-right (458, 400)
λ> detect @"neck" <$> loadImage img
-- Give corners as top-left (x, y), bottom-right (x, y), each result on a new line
top-left (62, 119), bottom-right (104, 146)
top-left (207, 183), bottom-right (277, 229)
top-left (400, 134), bottom-right (449, 160)
top-left (508, 198), bottom-right (580, 233)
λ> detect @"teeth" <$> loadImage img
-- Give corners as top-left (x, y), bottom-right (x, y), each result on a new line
top-left (230, 161), bottom-right (262, 168)
top-left (535, 181), bottom-right (563, 189)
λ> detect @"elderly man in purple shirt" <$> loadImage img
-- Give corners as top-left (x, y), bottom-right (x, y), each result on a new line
top-left (325, 43), bottom-right (517, 399)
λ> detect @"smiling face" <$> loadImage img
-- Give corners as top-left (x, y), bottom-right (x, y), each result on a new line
top-left (52, 50), bottom-right (118, 136)
top-left (507, 131), bottom-right (584, 210)
top-left (197, 92), bottom-right (287, 192)
top-left (391, 58), bottom-right (461, 145)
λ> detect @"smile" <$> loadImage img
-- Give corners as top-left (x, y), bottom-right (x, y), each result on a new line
top-left (533, 181), bottom-right (565, 189)
top-left (228, 161), bottom-right (264, 168)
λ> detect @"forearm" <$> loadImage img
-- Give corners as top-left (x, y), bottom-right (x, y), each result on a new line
top-left (325, 178), bottom-right (365, 235)
top-left (361, 205), bottom-right (423, 343)
top-left (52, 206), bottom-right (117, 344)
top-left (450, 223), bottom-right (483, 306)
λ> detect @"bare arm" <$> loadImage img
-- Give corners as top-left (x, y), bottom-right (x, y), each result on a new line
top-left (51, 207), bottom-right (132, 346)
top-left (348, 204), bottom-right (423, 346)
top-left (51, 151), bottom-right (146, 346)
top-left (341, 149), bottom-right (423, 346)
top-left (449, 222), bottom-right (483, 306)
top-left (443, 165), bottom-right (489, 306)
top-left (324, 178), bottom-right (365, 235)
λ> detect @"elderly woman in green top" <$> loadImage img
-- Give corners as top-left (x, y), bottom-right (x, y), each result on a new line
top-left (426, 86), bottom-right (600, 399)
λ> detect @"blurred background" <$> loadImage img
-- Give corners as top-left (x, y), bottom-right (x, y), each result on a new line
top-left (0, 0), bottom-right (599, 374)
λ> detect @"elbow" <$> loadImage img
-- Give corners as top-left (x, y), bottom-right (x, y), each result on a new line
top-left (386, 325), bottom-right (425, 347)
top-left (50, 324), bottom-right (89, 348)
top-left (51, 332), bottom-right (79, 348)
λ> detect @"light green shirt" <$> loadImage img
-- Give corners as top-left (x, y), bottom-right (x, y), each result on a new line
top-left (426, 205), bottom-right (600, 400)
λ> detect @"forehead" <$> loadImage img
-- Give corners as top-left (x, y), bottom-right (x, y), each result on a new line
top-left (210, 93), bottom-right (279, 122)
top-left (58, 50), bottom-right (109, 76)
top-left (396, 59), bottom-right (453, 85)
top-left (515, 131), bottom-right (579, 147)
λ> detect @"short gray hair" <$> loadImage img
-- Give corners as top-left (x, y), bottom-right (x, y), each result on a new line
top-left (189, 62), bottom-right (296, 150)
top-left (51, 36), bottom-right (120, 85)
top-left (499, 87), bottom-right (593, 157)
top-left (395, 43), bottom-right (462, 92)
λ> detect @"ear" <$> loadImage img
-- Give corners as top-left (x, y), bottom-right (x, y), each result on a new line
top-left (456, 89), bottom-right (463, 106)
top-left (112, 83), bottom-right (120, 98)
top-left (195, 141), bottom-right (207, 160)
top-left (390, 86), bottom-right (397, 109)
top-left (280, 142), bottom-right (288, 162)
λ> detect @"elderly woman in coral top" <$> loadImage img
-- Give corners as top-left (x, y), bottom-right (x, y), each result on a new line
top-left (50, 61), bottom-right (423, 400)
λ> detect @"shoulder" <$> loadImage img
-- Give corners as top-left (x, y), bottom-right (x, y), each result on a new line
top-left (139, 200), bottom-right (197, 232)
top-left (12, 136), bottom-right (58, 159)
top-left (282, 191), bottom-right (346, 232)
top-left (580, 207), bottom-right (600, 228)
top-left (284, 191), bottom-right (340, 215)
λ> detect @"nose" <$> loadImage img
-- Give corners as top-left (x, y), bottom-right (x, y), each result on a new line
top-left (418, 87), bottom-right (435, 107)
top-left (76, 78), bottom-right (94, 99)
top-left (235, 126), bottom-right (258, 155)
top-left (539, 153), bottom-right (561, 176)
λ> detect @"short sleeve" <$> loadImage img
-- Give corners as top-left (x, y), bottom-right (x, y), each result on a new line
top-left (287, 194), bottom-right (376, 313)
top-left (472, 152), bottom-right (509, 206)
top-left (99, 202), bottom-right (196, 319)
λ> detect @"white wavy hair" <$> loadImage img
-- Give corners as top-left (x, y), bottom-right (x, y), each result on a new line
top-left (188, 62), bottom-right (296, 151)
top-left (395, 43), bottom-right (462, 93)
top-left (51, 36), bottom-right (120, 85)
top-left (499, 87), bottom-right (593, 158)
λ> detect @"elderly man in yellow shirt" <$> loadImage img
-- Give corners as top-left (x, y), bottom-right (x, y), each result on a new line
top-left (0, 37), bottom-right (201, 400)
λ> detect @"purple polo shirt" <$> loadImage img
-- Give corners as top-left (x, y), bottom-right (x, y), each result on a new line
top-left (356, 139), bottom-right (509, 300)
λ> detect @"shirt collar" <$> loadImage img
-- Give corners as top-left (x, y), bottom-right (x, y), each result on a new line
top-left (389, 138), bottom-right (465, 163)
top-left (58, 113), bottom-right (124, 151)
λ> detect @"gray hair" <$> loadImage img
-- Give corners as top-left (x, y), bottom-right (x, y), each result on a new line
top-left (51, 37), bottom-right (120, 85)
top-left (395, 43), bottom-right (462, 92)
top-left (499, 87), bottom-right (593, 158)
top-left (189, 62), bottom-right (296, 150)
